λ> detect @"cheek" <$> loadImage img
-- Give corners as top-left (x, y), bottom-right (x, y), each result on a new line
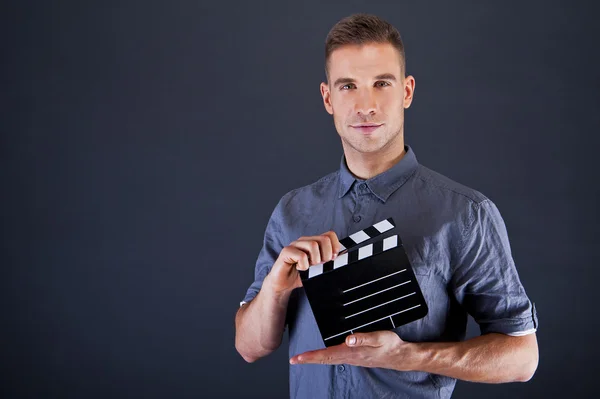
top-left (331, 96), bottom-right (354, 121)
top-left (332, 113), bottom-right (346, 131)
top-left (380, 92), bottom-right (402, 111)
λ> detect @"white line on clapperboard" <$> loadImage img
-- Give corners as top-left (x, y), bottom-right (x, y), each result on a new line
top-left (342, 269), bottom-right (407, 293)
top-left (343, 280), bottom-right (412, 306)
top-left (345, 292), bottom-right (417, 319)
top-left (324, 304), bottom-right (422, 341)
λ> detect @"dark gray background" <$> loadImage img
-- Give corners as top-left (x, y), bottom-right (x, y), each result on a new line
top-left (2, 1), bottom-right (599, 398)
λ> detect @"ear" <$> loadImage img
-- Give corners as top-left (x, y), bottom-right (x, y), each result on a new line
top-left (403, 75), bottom-right (415, 109)
top-left (320, 82), bottom-right (333, 115)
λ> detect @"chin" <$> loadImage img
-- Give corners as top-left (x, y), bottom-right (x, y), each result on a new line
top-left (341, 133), bottom-right (391, 154)
top-left (352, 143), bottom-right (388, 154)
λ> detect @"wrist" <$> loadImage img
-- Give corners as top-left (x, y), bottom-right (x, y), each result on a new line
top-left (263, 274), bottom-right (294, 307)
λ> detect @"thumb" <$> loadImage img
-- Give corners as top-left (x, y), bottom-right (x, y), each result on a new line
top-left (345, 332), bottom-right (383, 347)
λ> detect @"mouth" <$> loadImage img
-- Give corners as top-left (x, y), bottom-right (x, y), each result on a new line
top-left (350, 123), bottom-right (384, 134)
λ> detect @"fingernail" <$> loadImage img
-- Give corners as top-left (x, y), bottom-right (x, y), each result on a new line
top-left (333, 253), bottom-right (337, 259)
top-left (348, 336), bottom-right (356, 345)
top-left (290, 358), bottom-right (296, 364)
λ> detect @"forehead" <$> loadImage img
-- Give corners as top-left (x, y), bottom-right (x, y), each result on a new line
top-left (328, 42), bottom-right (403, 79)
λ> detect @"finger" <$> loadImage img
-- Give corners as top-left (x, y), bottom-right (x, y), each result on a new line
top-left (297, 234), bottom-right (334, 262)
top-left (282, 246), bottom-right (310, 271)
top-left (307, 234), bottom-right (333, 262)
top-left (317, 234), bottom-right (333, 262)
top-left (346, 332), bottom-right (384, 347)
top-left (290, 344), bottom-right (350, 365)
top-left (322, 231), bottom-right (343, 257)
top-left (293, 238), bottom-right (322, 265)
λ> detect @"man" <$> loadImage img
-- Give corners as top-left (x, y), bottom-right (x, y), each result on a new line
top-left (235, 13), bottom-right (538, 399)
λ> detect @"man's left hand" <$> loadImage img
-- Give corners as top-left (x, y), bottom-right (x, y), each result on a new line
top-left (289, 330), bottom-right (417, 371)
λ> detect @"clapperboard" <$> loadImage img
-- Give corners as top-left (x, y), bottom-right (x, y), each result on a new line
top-left (299, 218), bottom-right (428, 347)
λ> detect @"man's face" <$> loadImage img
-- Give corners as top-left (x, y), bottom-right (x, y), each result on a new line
top-left (320, 42), bottom-right (415, 156)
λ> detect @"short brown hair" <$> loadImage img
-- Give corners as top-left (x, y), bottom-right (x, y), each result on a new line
top-left (325, 13), bottom-right (406, 80)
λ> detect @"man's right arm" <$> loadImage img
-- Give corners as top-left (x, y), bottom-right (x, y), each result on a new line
top-left (235, 231), bottom-right (342, 363)
top-left (234, 276), bottom-right (293, 363)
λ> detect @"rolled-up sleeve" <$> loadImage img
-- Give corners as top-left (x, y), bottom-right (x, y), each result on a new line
top-left (241, 198), bottom-right (287, 306)
top-left (452, 199), bottom-right (538, 335)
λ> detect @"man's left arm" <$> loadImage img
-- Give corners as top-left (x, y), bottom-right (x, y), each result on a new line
top-left (411, 330), bottom-right (538, 382)
top-left (290, 329), bottom-right (537, 383)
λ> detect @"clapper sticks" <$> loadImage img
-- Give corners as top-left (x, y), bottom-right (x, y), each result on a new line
top-left (299, 218), bottom-right (428, 347)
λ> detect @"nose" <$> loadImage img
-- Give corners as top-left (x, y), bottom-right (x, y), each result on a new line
top-left (354, 88), bottom-right (377, 116)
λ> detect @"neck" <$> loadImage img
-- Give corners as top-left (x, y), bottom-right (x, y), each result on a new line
top-left (343, 140), bottom-right (406, 180)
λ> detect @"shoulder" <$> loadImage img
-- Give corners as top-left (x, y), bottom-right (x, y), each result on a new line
top-left (413, 164), bottom-right (489, 207)
top-left (277, 170), bottom-right (339, 209)
top-left (411, 163), bottom-right (511, 238)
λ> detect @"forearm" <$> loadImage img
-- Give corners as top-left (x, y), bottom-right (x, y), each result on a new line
top-left (235, 275), bottom-right (292, 362)
top-left (404, 333), bottom-right (538, 383)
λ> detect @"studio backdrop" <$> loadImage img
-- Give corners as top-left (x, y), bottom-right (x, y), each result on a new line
top-left (2, 1), bottom-right (599, 398)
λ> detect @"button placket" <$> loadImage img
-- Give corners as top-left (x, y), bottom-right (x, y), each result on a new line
top-left (351, 182), bottom-right (363, 223)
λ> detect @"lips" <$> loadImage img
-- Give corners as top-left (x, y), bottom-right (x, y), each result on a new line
top-left (350, 123), bottom-right (383, 134)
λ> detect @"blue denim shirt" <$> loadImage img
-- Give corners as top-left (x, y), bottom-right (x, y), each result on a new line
top-left (242, 146), bottom-right (538, 399)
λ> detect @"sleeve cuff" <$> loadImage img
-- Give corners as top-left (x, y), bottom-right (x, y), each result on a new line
top-left (505, 328), bottom-right (537, 337)
top-left (480, 301), bottom-right (538, 336)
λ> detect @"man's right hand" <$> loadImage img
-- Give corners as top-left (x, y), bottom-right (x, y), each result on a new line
top-left (236, 230), bottom-right (343, 362)
top-left (265, 231), bottom-right (343, 294)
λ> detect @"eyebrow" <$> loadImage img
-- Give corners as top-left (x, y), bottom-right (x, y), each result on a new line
top-left (374, 73), bottom-right (397, 81)
top-left (333, 73), bottom-right (398, 87)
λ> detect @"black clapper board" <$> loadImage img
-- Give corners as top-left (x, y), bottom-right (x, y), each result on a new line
top-left (299, 218), bottom-right (428, 347)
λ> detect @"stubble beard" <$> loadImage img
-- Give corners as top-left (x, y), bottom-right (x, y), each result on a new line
top-left (340, 122), bottom-right (404, 156)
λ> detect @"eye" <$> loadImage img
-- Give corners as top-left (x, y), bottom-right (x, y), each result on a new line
top-left (341, 83), bottom-right (357, 90)
top-left (375, 81), bottom-right (391, 87)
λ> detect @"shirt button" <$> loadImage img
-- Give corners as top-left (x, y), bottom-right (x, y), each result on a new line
top-left (353, 215), bottom-right (361, 222)
top-left (338, 365), bottom-right (345, 372)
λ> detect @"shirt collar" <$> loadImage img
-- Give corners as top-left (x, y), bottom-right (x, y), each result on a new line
top-left (337, 145), bottom-right (419, 202)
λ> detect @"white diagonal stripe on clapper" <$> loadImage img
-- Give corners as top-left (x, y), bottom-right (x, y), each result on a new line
top-left (308, 263), bottom-right (324, 278)
top-left (333, 252), bottom-right (349, 269)
top-left (349, 230), bottom-right (370, 244)
top-left (373, 219), bottom-right (394, 233)
top-left (383, 235), bottom-right (398, 251)
top-left (358, 244), bottom-right (373, 260)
